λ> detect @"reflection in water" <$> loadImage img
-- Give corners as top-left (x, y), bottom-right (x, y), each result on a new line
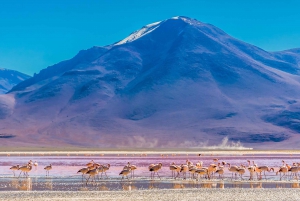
top-left (79, 187), bottom-right (89, 191)
top-left (122, 182), bottom-right (137, 191)
top-left (149, 181), bottom-right (160, 189)
top-left (3, 176), bottom-right (300, 191)
top-left (291, 182), bottom-right (299, 188)
top-left (18, 178), bottom-right (32, 191)
top-left (45, 178), bottom-right (53, 190)
top-left (173, 183), bottom-right (184, 189)
top-left (276, 183), bottom-right (287, 188)
top-left (99, 184), bottom-right (109, 191)
top-left (250, 182), bottom-right (262, 188)
top-left (231, 183), bottom-right (242, 188)
top-left (10, 178), bottom-right (19, 189)
top-left (200, 183), bottom-right (213, 188)
top-left (219, 182), bottom-right (225, 189)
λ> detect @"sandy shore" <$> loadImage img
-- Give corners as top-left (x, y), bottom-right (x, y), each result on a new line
top-left (1, 189), bottom-right (300, 201)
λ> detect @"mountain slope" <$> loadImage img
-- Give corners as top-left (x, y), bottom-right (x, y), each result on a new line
top-left (0, 68), bottom-right (31, 94)
top-left (1, 16), bottom-right (300, 149)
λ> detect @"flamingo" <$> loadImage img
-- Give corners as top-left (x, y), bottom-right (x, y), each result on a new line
top-left (99, 164), bottom-right (110, 179)
top-left (237, 165), bottom-right (246, 180)
top-left (44, 164), bottom-right (52, 176)
top-left (254, 165), bottom-right (274, 180)
top-left (85, 167), bottom-right (99, 185)
top-left (77, 167), bottom-right (91, 182)
top-left (33, 161), bottom-right (38, 170)
top-left (208, 164), bottom-right (217, 179)
top-left (148, 164), bottom-right (155, 178)
top-left (289, 166), bottom-right (299, 180)
top-left (119, 168), bottom-right (131, 180)
top-left (215, 163), bottom-right (224, 179)
top-left (169, 162), bottom-right (177, 178)
top-left (227, 163), bottom-right (239, 180)
top-left (123, 162), bottom-right (131, 170)
top-left (276, 166), bottom-right (289, 180)
top-left (18, 164), bottom-right (32, 178)
top-left (180, 164), bottom-right (189, 180)
top-left (86, 160), bottom-right (94, 167)
top-left (247, 160), bottom-right (256, 180)
top-left (130, 165), bottom-right (137, 178)
top-left (196, 161), bottom-right (203, 168)
top-left (149, 163), bottom-right (162, 180)
top-left (195, 168), bottom-right (209, 180)
top-left (189, 165), bottom-right (198, 179)
top-left (9, 165), bottom-right (19, 177)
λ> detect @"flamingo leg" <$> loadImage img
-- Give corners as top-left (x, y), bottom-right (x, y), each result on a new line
top-left (86, 175), bottom-right (91, 185)
top-left (18, 171), bottom-right (23, 178)
top-left (156, 172), bottom-right (161, 180)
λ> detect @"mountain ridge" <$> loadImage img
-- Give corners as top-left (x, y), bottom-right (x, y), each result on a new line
top-left (0, 68), bottom-right (31, 94)
top-left (1, 16), bottom-right (300, 149)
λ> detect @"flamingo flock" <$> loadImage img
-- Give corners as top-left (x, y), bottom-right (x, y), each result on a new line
top-left (166, 159), bottom-right (299, 181)
top-left (74, 158), bottom-right (300, 184)
top-left (9, 160), bottom-right (52, 178)
top-left (7, 158), bottom-right (300, 185)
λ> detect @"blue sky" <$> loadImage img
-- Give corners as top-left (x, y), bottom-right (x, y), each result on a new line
top-left (0, 0), bottom-right (299, 75)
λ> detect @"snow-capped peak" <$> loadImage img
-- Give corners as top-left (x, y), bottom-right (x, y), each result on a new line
top-left (115, 16), bottom-right (204, 46)
top-left (115, 21), bottom-right (162, 45)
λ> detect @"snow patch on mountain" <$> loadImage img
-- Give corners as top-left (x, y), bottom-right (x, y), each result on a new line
top-left (115, 21), bottom-right (161, 45)
top-left (0, 68), bottom-right (31, 94)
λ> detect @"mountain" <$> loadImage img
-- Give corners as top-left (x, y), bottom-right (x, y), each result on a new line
top-left (0, 68), bottom-right (31, 94)
top-left (1, 16), bottom-right (300, 149)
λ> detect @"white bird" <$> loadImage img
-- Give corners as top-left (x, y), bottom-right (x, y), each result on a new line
top-left (33, 161), bottom-right (38, 170)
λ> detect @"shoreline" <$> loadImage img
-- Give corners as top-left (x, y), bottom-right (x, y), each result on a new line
top-left (1, 189), bottom-right (300, 201)
top-left (0, 149), bottom-right (300, 156)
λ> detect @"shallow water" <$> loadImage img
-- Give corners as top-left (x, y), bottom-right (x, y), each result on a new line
top-left (0, 154), bottom-right (300, 191)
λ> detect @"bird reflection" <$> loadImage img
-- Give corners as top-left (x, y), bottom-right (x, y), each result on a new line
top-left (79, 187), bottom-right (89, 191)
top-left (148, 181), bottom-right (160, 189)
top-left (173, 183), bottom-right (184, 189)
top-left (122, 182), bottom-right (137, 191)
top-left (291, 182), bottom-right (299, 188)
top-left (276, 183), bottom-right (286, 188)
top-left (250, 182), bottom-right (262, 188)
top-left (231, 183), bottom-right (242, 188)
top-left (99, 184), bottom-right (109, 191)
top-left (10, 178), bottom-right (19, 189)
top-left (18, 178), bottom-right (32, 191)
top-left (199, 183), bottom-right (213, 188)
top-left (45, 178), bottom-right (53, 190)
top-left (219, 182), bottom-right (225, 189)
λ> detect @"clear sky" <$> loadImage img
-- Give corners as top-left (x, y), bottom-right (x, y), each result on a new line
top-left (0, 0), bottom-right (299, 75)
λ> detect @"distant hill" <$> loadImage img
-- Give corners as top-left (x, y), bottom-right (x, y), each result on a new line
top-left (1, 16), bottom-right (300, 149)
top-left (0, 68), bottom-right (30, 94)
